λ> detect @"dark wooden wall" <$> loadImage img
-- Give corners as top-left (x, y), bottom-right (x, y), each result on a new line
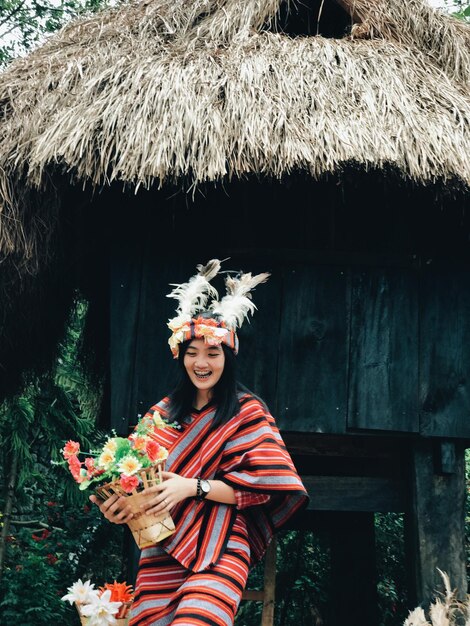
top-left (105, 174), bottom-right (470, 439)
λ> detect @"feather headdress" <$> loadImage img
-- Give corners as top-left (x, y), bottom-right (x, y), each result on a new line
top-left (166, 260), bottom-right (269, 357)
top-left (166, 259), bottom-right (221, 318)
top-left (210, 272), bottom-right (271, 330)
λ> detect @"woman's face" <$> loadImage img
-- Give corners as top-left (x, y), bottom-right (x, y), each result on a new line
top-left (183, 339), bottom-right (225, 393)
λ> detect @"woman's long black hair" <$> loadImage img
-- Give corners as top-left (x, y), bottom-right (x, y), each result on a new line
top-left (168, 340), bottom-right (259, 428)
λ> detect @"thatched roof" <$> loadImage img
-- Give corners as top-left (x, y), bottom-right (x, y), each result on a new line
top-left (0, 0), bottom-right (469, 398)
top-left (1, 0), bottom-right (470, 258)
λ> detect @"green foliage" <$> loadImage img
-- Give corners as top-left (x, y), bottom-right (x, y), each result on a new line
top-left (375, 513), bottom-right (407, 626)
top-left (236, 530), bottom-right (330, 626)
top-left (0, 489), bottom-right (125, 625)
top-left (0, 0), bottom-right (118, 66)
top-left (0, 300), bottom-right (126, 624)
top-left (0, 302), bottom-right (101, 501)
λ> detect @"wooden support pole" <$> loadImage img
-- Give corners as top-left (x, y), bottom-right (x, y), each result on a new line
top-left (405, 440), bottom-right (467, 607)
top-left (329, 512), bottom-right (379, 626)
top-left (261, 536), bottom-right (277, 626)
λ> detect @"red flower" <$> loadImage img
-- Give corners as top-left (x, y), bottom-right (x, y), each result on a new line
top-left (83, 504), bottom-right (91, 513)
top-left (62, 440), bottom-right (80, 460)
top-left (146, 440), bottom-right (161, 462)
top-left (120, 474), bottom-right (139, 493)
top-left (32, 529), bottom-right (50, 542)
top-left (46, 554), bottom-right (58, 565)
top-left (47, 501), bottom-right (57, 507)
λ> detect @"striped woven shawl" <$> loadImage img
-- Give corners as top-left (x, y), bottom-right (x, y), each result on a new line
top-left (147, 393), bottom-right (309, 572)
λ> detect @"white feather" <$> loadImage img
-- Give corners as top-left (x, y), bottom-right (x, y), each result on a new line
top-left (167, 259), bottom-right (221, 317)
top-left (403, 607), bottom-right (431, 626)
top-left (211, 271), bottom-right (270, 330)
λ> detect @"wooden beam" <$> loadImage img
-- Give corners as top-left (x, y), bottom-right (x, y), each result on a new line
top-left (241, 590), bottom-right (264, 602)
top-left (302, 475), bottom-right (406, 512)
top-left (405, 440), bottom-right (467, 605)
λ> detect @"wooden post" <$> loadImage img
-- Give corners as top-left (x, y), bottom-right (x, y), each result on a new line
top-left (261, 536), bottom-right (277, 626)
top-left (405, 440), bottom-right (467, 606)
top-left (328, 512), bottom-right (379, 626)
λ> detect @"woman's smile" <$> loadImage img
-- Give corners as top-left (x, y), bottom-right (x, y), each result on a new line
top-left (194, 369), bottom-right (212, 380)
top-left (183, 339), bottom-right (225, 402)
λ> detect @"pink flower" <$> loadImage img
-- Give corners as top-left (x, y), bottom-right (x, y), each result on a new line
top-left (84, 457), bottom-right (98, 478)
top-left (120, 474), bottom-right (139, 493)
top-left (63, 440), bottom-right (80, 460)
top-left (67, 455), bottom-right (83, 482)
top-left (146, 440), bottom-right (160, 463)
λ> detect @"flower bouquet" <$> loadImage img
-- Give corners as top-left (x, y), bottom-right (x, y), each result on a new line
top-left (62, 579), bottom-right (134, 626)
top-left (61, 411), bottom-right (177, 548)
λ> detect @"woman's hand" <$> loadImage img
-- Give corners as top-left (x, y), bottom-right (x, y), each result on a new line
top-left (89, 493), bottom-right (134, 525)
top-left (141, 471), bottom-right (196, 516)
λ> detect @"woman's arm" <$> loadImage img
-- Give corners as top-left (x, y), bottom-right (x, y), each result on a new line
top-left (141, 471), bottom-right (236, 516)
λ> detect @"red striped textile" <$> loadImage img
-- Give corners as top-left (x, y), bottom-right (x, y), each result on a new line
top-left (130, 393), bottom-right (308, 625)
top-left (146, 394), bottom-right (308, 569)
top-left (131, 515), bottom-right (250, 626)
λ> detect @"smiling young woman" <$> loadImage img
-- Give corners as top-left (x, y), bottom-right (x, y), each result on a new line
top-left (90, 260), bottom-right (308, 626)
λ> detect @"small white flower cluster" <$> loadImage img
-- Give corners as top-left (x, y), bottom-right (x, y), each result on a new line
top-left (61, 579), bottom-right (122, 626)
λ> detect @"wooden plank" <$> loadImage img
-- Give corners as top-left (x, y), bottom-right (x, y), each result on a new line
top-left (277, 264), bottom-right (349, 433)
top-left (404, 440), bottom-right (467, 605)
top-left (109, 212), bottom-right (145, 435)
top-left (283, 433), bottom-right (402, 458)
top-left (131, 256), bottom-right (194, 423)
top-left (348, 268), bottom-right (419, 432)
top-left (420, 267), bottom-right (470, 437)
top-left (224, 254), bottom-right (281, 413)
top-left (301, 476), bottom-right (405, 512)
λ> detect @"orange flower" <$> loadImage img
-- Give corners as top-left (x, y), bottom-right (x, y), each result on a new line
top-left (63, 440), bottom-right (80, 460)
top-left (100, 581), bottom-right (134, 603)
top-left (193, 316), bottom-right (218, 327)
top-left (132, 437), bottom-right (148, 451)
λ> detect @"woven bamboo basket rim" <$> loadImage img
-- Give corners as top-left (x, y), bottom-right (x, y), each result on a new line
top-left (95, 461), bottom-right (165, 500)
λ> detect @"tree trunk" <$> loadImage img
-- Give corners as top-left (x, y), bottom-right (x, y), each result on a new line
top-left (0, 451), bottom-right (18, 583)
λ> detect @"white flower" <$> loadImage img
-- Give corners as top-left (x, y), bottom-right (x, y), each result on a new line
top-left (80, 589), bottom-right (122, 626)
top-left (61, 579), bottom-right (99, 605)
top-left (167, 314), bottom-right (191, 332)
top-left (213, 327), bottom-right (229, 337)
top-left (117, 454), bottom-right (142, 475)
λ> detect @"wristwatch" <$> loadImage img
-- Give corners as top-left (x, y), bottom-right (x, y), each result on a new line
top-left (196, 477), bottom-right (211, 500)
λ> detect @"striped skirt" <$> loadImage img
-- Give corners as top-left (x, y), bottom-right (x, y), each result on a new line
top-left (130, 515), bottom-right (250, 626)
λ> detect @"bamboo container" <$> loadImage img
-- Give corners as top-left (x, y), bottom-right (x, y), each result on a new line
top-left (94, 463), bottom-right (175, 549)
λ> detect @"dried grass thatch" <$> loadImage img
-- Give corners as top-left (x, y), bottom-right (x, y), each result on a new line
top-left (0, 0), bottom-right (469, 264)
top-left (403, 569), bottom-right (470, 626)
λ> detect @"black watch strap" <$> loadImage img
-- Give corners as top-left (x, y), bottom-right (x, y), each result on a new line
top-left (196, 476), bottom-right (202, 500)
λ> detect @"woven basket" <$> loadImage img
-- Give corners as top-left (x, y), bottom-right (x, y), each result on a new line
top-left (95, 463), bottom-right (175, 549)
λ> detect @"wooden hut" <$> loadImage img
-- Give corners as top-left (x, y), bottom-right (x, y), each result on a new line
top-left (1, 0), bottom-right (469, 623)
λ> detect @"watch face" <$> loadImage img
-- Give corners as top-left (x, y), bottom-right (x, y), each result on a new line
top-left (201, 479), bottom-right (211, 494)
